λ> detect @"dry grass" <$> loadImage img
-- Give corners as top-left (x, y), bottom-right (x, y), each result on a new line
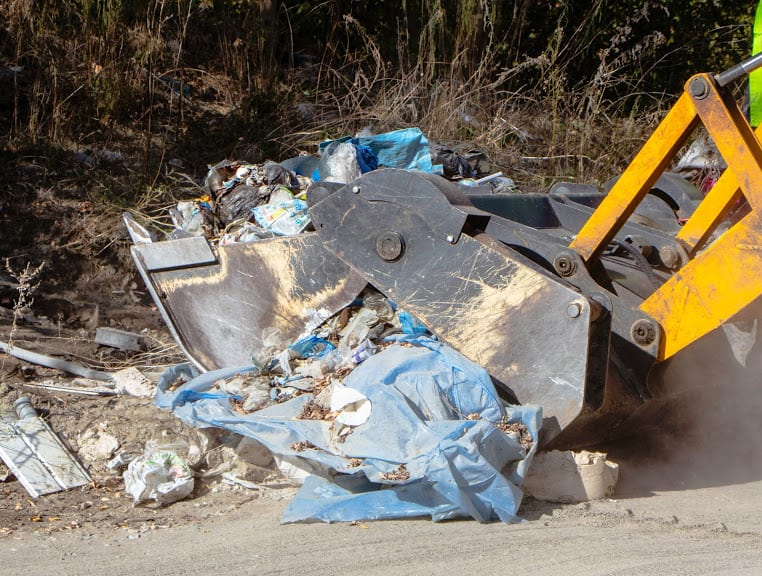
top-left (269, 10), bottom-right (670, 193)
top-left (2, 260), bottom-right (45, 371)
top-left (1, 1), bottom-right (748, 233)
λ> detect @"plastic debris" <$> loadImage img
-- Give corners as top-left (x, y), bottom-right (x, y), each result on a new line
top-left (252, 197), bottom-right (311, 236)
top-left (124, 127), bottom-right (532, 522)
top-left (217, 184), bottom-right (268, 224)
top-left (321, 141), bottom-right (362, 184)
top-left (124, 448), bottom-right (195, 506)
top-left (106, 451), bottom-right (136, 470)
top-left (329, 385), bottom-right (371, 426)
top-left (156, 334), bottom-right (541, 523)
top-left (171, 198), bottom-right (214, 237)
top-left (153, 128), bottom-right (503, 247)
top-left (430, 141), bottom-right (476, 179)
top-left (319, 127), bottom-right (433, 174)
top-left (219, 221), bottom-right (275, 245)
top-left (350, 339), bottom-right (377, 364)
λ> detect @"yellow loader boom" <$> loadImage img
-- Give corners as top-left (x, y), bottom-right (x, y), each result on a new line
top-left (573, 55), bottom-right (762, 361)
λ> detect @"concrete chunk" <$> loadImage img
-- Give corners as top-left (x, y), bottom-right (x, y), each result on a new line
top-left (523, 450), bottom-right (619, 503)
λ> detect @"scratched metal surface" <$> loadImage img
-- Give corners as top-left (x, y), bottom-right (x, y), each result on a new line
top-left (311, 173), bottom-right (594, 439)
top-left (134, 234), bottom-right (367, 370)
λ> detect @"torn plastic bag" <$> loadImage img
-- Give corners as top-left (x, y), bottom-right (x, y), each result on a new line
top-left (156, 336), bottom-right (541, 523)
top-left (216, 184), bottom-right (269, 224)
top-left (430, 142), bottom-right (476, 179)
top-left (289, 335), bottom-right (336, 358)
top-left (124, 449), bottom-right (194, 506)
top-left (319, 128), bottom-right (433, 175)
top-left (398, 310), bottom-right (429, 335)
top-left (320, 141), bottom-right (362, 184)
top-left (263, 161), bottom-right (298, 187)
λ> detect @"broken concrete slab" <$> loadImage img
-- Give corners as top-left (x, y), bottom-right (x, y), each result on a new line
top-left (112, 367), bottom-right (154, 398)
top-left (78, 426), bottom-right (120, 463)
top-left (523, 450), bottom-right (619, 503)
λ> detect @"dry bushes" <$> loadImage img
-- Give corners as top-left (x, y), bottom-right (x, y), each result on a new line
top-left (0, 0), bottom-right (753, 197)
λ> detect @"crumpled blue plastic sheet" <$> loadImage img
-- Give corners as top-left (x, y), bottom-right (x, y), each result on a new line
top-left (319, 127), bottom-right (434, 174)
top-left (156, 336), bottom-right (541, 523)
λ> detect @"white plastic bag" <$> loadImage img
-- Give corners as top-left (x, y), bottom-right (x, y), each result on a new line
top-left (123, 450), bottom-right (194, 506)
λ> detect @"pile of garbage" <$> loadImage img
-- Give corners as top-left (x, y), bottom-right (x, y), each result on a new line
top-left (126, 127), bottom-right (618, 522)
top-left (155, 285), bottom-right (541, 523)
top-left (167, 128), bottom-right (514, 245)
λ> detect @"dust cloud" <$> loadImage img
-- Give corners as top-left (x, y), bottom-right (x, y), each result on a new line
top-left (604, 302), bottom-right (762, 495)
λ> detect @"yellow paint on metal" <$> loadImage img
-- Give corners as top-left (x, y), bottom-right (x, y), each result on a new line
top-left (642, 212), bottom-right (762, 360)
top-left (676, 89), bottom-right (762, 255)
top-left (568, 72), bottom-right (762, 361)
top-left (690, 74), bottom-right (762, 212)
top-left (570, 93), bottom-right (699, 262)
top-left (639, 75), bottom-right (762, 359)
top-left (675, 170), bottom-right (743, 256)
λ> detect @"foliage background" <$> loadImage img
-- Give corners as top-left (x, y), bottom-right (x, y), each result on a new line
top-left (0, 0), bottom-right (756, 193)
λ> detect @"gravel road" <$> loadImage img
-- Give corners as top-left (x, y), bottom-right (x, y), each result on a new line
top-left (3, 451), bottom-right (761, 576)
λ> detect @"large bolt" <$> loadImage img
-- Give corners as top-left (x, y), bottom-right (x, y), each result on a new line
top-left (376, 232), bottom-right (405, 261)
top-left (631, 319), bottom-right (657, 346)
top-left (567, 302), bottom-right (582, 318)
top-left (689, 77), bottom-right (709, 100)
top-left (554, 254), bottom-right (577, 277)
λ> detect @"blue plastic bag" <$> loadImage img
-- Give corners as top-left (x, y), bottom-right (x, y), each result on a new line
top-left (289, 335), bottom-right (336, 358)
top-left (319, 128), bottom-right (433, 175)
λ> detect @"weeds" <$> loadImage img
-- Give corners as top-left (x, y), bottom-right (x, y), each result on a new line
top-left (2, 260), bottom-right (45, 368)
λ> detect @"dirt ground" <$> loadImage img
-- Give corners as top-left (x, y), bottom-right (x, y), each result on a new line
top-left (2, 437), bottom-right (762, 576)
top-left (0, 315), bottom-right (295, 535)
top-left (0, 156), bottom-right (295, 534)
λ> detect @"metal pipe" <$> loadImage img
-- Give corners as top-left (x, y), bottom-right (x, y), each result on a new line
top-left (0, 341), bottom-right (114, 381)
top-left (716, 52), bottom-right (762, 87)
top-left (14, 396), bottom-right (38, 419)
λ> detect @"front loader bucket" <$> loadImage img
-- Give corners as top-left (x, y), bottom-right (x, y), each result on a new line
top-left (126, 167), bottom-right (696, 448)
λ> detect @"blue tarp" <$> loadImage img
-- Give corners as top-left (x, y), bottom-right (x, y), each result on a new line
top-left (156, 336), bottom-right (541, 523)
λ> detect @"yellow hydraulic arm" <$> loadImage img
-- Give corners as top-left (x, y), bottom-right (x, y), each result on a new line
top-left (570, 54), bottom-right (762, 361)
